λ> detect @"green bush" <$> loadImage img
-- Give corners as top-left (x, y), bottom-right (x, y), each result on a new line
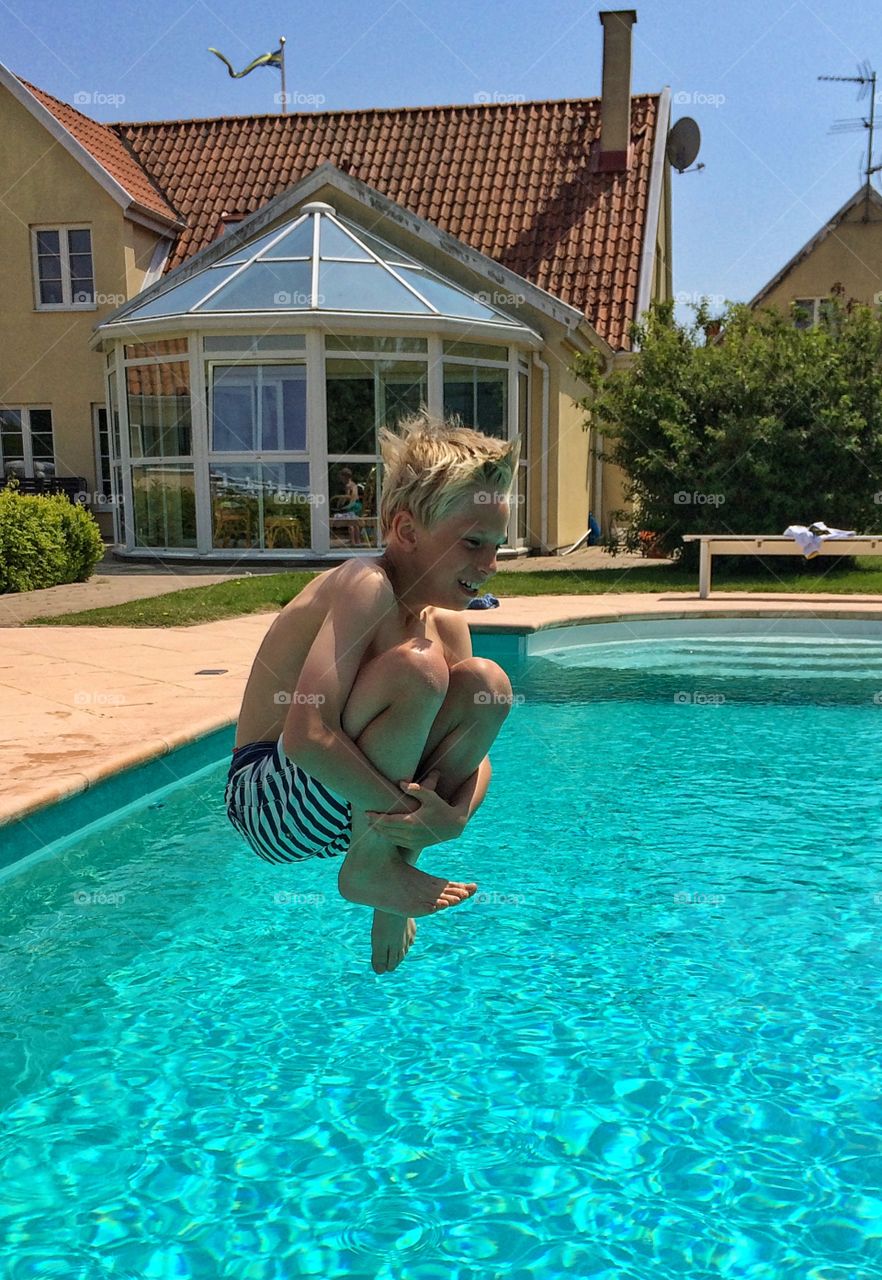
top-left (0, 487), bottom-right (104, 594)
top-left (576, 297), bottom-right (882, 572)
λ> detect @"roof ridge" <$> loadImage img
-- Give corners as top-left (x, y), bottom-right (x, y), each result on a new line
top-left (113, 92), bottom-right (659, 130)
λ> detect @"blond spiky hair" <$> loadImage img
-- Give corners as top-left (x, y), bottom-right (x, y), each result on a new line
top-left (378, 408), bottom-right (520, 538)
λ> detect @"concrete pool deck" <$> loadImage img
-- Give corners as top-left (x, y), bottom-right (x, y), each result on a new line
top-left (3, 590), bottom-right (882, 832)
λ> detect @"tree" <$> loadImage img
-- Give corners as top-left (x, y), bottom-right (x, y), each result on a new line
top-left (575, 298), bottom-right (882, 569)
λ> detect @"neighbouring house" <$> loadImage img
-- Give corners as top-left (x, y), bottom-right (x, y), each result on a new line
top-left (750, 182), bottom-right (882, 329)
top-left (0, 9), bottom-right (674, 560)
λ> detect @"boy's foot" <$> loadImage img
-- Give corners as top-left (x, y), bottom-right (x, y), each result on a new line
top-left (371, 911), bottom-right (416, 974)
top-left (338, 848), bottom-right (476, 918)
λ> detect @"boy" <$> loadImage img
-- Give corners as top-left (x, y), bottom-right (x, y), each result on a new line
top-left (330, 466), bottom-right (362, 514)
top-left (225, 410), bottom-right (518, 974)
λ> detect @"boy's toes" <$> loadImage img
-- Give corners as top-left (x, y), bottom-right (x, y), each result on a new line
top-left (373, 944), bottom-right (407, 974)
top-left (435, 881), bottom-right (477, 907)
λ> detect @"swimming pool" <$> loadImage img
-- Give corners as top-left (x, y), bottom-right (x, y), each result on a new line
top-left (3, 628), bottom-right (882, 1278)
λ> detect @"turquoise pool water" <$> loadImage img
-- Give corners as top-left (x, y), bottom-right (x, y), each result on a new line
top-left (3, 632), bottom-right (882, 1278)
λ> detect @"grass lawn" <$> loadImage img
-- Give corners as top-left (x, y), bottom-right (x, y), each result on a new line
top-left (25, 558), bottom-right (882, 627)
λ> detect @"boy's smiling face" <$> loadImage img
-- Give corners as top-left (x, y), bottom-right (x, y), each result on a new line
top-left (385, 488), bottom-right (510, 612)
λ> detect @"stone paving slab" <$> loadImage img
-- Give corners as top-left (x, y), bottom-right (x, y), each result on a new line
top-left (2, 591), bottom-right (881, 834)
top-left (0, 615), bottom-right (271, 826)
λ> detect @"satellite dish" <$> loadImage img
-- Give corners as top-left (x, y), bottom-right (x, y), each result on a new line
top-left (666, 117), bottom-right (701, 172)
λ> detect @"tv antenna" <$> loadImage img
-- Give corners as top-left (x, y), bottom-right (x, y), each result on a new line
top-left (819, 61), bottom-right (882, 210)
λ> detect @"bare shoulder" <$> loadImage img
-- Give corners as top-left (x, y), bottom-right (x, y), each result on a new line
top-left (330, 558), bottom-right (397, 612)
top-left (278, 559), bottom-right (391, 620)
top-left (430, 605), bottom-right (473, 665)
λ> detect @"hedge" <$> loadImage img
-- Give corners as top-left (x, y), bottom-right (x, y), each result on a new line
top-left (0, 486), bottom-right (105, 594)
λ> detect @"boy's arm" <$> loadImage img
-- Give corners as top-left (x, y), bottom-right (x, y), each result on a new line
top-left (283, 569), bottom-right (420, 816)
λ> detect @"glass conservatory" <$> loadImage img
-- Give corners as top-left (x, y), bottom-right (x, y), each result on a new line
top-left (96, 201), bottom-right (539, 557)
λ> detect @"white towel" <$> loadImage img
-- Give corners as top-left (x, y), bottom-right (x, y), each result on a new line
top-left (783, 522), bottom-right (857, 559)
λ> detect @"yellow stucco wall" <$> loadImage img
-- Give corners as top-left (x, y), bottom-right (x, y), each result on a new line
top-left (530, 344), bottom-right (595, 552)
top-left (555, 358), bottom-right (594, 550)
top-left (0, 83), bottom-right (164, 522)
top-left (758, 195), bottom-right (882, 315)
top-left (124, 221), bottom-right (165, 296)
top-left (652, 162), bottom-right (673, 304)
top-left (517, 336), bottom-right (648, 553)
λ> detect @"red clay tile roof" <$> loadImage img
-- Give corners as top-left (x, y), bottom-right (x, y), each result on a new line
top-left (19, 79), bottom-right (181, 226)
top-left (113, 97), bottom-right (660, 350)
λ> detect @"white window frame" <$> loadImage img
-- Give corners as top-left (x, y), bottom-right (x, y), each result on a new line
top-left (322, 345), bottom-right (429, 554)
top-left (123, 351), bottom-right (194, 461)
top-left (0, 405), bottom-right (55, 477)
top-left (206, 359), bottom-right (309, 456)
top-left (31, 224), bottom-right (96, 311)
top-left (93, 402), bottom-right (124, 542)
top-left (441, 354), bottom-right (510, 442)
top-left (205, 356), bottom-right (311, 553)
top-left (515, 357), bottom-right (530, 549)
top-left (438, 343), bottom-right (523, 547)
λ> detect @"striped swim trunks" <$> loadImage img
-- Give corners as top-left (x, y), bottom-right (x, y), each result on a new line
top-left (225, 735), bottom-right (352, 864)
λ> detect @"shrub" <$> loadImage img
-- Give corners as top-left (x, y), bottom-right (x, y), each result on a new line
top-left (0, 486), bottom-right (104, 593)
top-left (576, 297), bottom-right (882, 572)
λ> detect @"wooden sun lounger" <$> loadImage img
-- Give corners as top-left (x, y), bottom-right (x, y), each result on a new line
top-left (681, 534), bottom-right (882, 598)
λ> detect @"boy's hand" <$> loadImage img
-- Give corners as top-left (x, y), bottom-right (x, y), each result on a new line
top-left (366, 769), bottom-right (466, 851)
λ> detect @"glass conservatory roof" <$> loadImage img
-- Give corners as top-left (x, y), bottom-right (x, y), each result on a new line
top-left (117, 203), bottom-right (526, 328)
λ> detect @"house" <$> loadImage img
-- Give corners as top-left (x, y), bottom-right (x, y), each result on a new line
top-left (750, 182), bottom-right (882, 328)
top-left (0, 9), bottom-right (673, 560)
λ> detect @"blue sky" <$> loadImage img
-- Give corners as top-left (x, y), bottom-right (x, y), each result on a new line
top-left (4, 0), bottom-right (881, 315)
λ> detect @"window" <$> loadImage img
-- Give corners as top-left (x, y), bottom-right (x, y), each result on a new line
top-left (132, 465), bottom-right (197, 548)
top-left (324, 353), bottom-right (426, 551)
top-left (792, 297), bottom-right (832, 330)
top-left (443, 365), bottom-right (507, 437)
top-left (517, 367), bottom-right (530, 544)
top-left (93, 406), bottom-right (113, 503)
top-left (106, 367), bottom-right (127, 543)
top-left (442, 343), bottom-right (509, 438)
top-left (209, 461), bottom-right (313, 550)
top-left (325, 357), bottom-right (428, 455)
top-left (203, 335), bottom-right (305, 355)
top-left (0, 407), bottom-right (55, 478)
top-left (326, 335), bottom-right (427, 354)
top-left (210, 365), bottom-right (306, 453)
top-left (443, 341), bottom-right (508, 361)
top-left (124, 339), bottom-right (188, 359)
top-left (32, 226), bottom-right (94, 308)
top-left (126, 363), bottom-right (192, 458)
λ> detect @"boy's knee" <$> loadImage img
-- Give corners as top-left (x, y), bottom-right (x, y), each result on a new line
top-left (385, 642), bottom-right (450, 700)
top-left (450, 657), bottom-right (513, 712)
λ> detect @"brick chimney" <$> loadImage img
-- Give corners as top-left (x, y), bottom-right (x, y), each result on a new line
top-left (596, 10), bottom-right (637, 173)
